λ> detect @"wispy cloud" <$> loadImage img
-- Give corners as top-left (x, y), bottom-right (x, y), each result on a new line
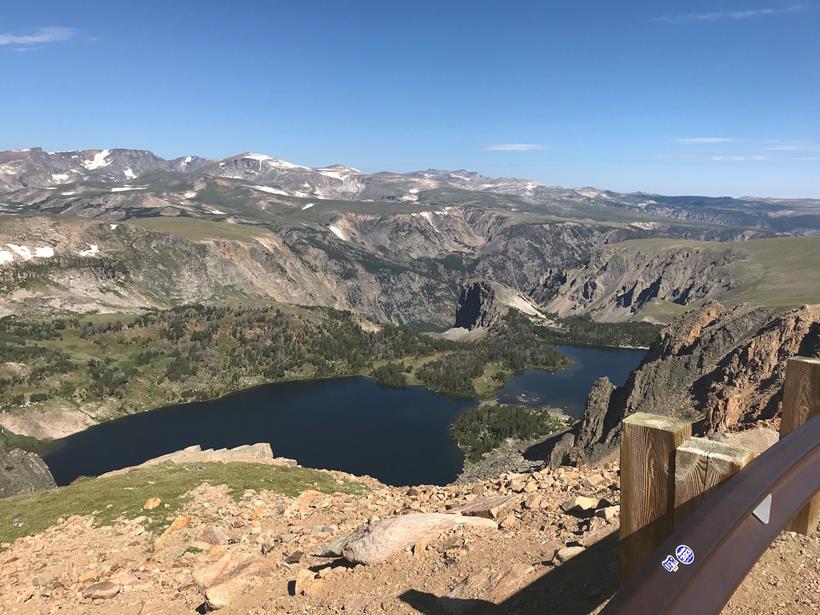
top-left (674, 137), bottom-right (736, 144)
top-left (711, 155), bottom-right (768, 161)
top-left (485, 144), bottom-right (547, 152)
top-left (654, 5), bottom-right (805, 23)
top-left (0, 26), bottom-right (75, 47)
top-left (763, 140), bottom-right (820, 152)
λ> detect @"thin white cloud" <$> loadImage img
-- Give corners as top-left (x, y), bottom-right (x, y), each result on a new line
top-left (675, 137), bottom-right (736, 144)
top-left (485, 144), bottom-right (547, 152)
top-left (654, 5), bottom-right (805, 23)
top-left (763, 140), bottom-right (820, 152)
top-left (711, 155), bottom-right (768, 161)
top-left (0, 27), bottom-right (75, 47)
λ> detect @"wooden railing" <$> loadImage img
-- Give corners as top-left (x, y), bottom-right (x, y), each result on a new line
top-left (603, 356), bottom-right (819, 613)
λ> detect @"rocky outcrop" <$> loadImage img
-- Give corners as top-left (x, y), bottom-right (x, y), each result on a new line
top-left (454, 279), bottom-right (546, 330)
top-left (339, 513), bottom-right (498, 565)
top-left (704, 305), bottom-right (820, 431)
top-left (559, 301), bottom-right (820, 464)
top-left (0, 448), bottom-right (56, 498)
top-left (535, 243), bottom-right (743, 322)
top-left (99, 443), bottom-right (297, 478)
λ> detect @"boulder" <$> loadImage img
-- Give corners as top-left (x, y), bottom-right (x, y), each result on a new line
top-left (560, 496), bottom-right (601, 516)
top-left (196, 525), bottom-right (228, 546)
top-left (555, 546), bottom-right (585, 563)
top-left (82, 581), bottom-right (120, 600)
top-left (292, 569), bottom-right (321, 596)
top-left (193, 551), bottom-right (263, 610)
top-left (153, 515), bottom-right (195, 550)
top-left (142, 497), bottom-right (161, 510)
top-left (341, 513), bottom-right (497, 565)
top-left (445, 494), bottom-right (518, 520)
top-left (596, 505), bottom-right (620, 521)
top-left (488, 563), bottom-right (534, 602)
top-left (0, 448), bottom-right (56, 499)
top-left (446, 562), bottom-right (534, 606)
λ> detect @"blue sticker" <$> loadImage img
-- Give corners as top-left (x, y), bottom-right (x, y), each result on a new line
top-left (661, 555), bottom-right (679, 572)
top-left (675, 544), bottom-right (695, 565)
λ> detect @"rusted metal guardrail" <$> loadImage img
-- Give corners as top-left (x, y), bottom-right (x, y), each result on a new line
top-left (600, 413), bottom-right (820, 614)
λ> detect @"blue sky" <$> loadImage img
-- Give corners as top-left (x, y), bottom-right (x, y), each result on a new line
top-left (1, 1), bottom-right (818, 197)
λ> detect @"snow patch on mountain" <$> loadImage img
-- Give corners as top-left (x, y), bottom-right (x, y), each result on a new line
top-left (82, 150), bottom-right (111, 170)
top-left (248, 184), bottom-right (289, 196)
top-left (110, 185), bottom-right (147, 193)
top-left (419, 211), bottom-right (440, 233)
top-left (329, 224), bottom-right (348, 241)
top-left (78, 244), bottom-right (99, 257)
top-left (6, 244), bottom-right (32, 260)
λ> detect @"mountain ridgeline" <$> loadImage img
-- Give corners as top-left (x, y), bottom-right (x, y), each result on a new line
top-left (2, 147), bottom-right (819, 328)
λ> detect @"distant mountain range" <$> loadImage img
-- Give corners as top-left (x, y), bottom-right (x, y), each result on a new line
top-left (1, 146), bottom-right (819, 327)
top-left (1, 147), bottom-right (819, 234)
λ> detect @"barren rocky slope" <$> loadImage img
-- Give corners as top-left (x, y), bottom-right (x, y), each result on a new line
top-left (0, 449), bottom-right (815, 614)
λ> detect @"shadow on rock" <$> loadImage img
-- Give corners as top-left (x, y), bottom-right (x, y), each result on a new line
top-left (400, 532), bottom-right (619, 614)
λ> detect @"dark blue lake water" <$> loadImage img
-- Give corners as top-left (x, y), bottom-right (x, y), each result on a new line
top-left (496, 345), bottom-right (645, 417)
top-left (42, 345), bottom-right (645, 487)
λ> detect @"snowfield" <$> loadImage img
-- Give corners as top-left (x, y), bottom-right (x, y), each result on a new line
top-left (329, 224), bottom-right (349, 241)
top-left (78, 244), bottom-right (99, 257)
top-left (35, 246), bottom-right (55, 258)
top-left (82, 150), bottom-right (111, 170)
top-left (248, 184), bottom-right (290, 196)
top-left (110, 185), bottom-right (147, 192)
top-left (4, 244), bottom-right (55, 260)
top-left (419, 211), bottom-right (440, 233)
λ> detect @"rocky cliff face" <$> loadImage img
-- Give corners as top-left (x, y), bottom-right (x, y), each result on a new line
top-left (454, 280), bottom-right (546, 330)
top-left (556, 301), bottom-right (820, 465)
top-left (0, 210), bottom-right (649, 327)
top-left (0, 448), bottom-right (56, 498)
top-left (534, 243), bottom-right (743, 322)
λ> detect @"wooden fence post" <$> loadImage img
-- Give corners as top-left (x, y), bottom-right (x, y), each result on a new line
top-left (779, 356), bottom-right (820, 535)
top-left (674, 437), bottom-right (753, 527)
top-left (620, 412), bottom-right (692, 583)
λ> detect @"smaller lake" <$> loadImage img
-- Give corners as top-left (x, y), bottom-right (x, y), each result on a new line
top-left (496, 345), bottom-right (645, 417)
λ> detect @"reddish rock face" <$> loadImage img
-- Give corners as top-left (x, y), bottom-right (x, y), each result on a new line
top-left (705, 305), bottom-right (820, 432)
top-left (564, 301), bottom-right (820, 464)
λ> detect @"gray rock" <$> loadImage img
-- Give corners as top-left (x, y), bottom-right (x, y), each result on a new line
top-left (0, 448), bottom-right (56, 499)
top-left (341, 513), bottom-right (497, 565)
